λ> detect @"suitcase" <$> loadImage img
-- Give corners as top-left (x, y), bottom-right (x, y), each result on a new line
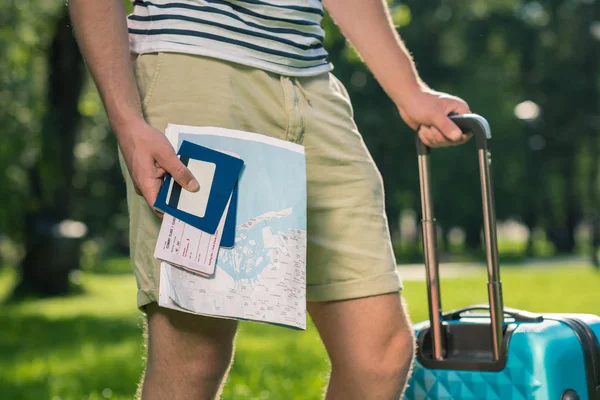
top-left (404, 114), bottom-right (600, 400)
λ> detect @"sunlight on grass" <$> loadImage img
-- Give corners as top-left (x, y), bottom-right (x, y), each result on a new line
top-left (404, 266), bottom-right (600, 323)
top-left (1, 262), bottom-right (599, 399)
top-left (11, 274), bottom-right (139, 319)
top-left (0, 267), bottom-right (16, 303)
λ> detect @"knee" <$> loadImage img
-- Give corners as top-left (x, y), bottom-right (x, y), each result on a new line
top-left (374, 327), bottom-right (415, 383)
top-left (347, 327), bottom-right (414, 387)
top-left (333, 327), bottom-right (415, 385)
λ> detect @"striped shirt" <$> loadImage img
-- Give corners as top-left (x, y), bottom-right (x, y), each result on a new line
top-left (127, 0), bottom-right (332, 77)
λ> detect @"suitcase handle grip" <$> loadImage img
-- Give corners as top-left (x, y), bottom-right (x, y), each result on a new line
top-left (416, 113), bottom-right (492, 155)
top-left (416, 113), bottom-right (504, 362)
top-left (443, 304), bottom-right (543, 323)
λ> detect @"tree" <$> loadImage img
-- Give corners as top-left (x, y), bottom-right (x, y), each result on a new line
top-left (16, 8), bottom-right (87, 296)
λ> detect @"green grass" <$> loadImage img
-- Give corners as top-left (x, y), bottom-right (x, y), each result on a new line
top-left (393, 234), bottom-right (560, 264)
top-left (1, 263), bottom-right (600, 400)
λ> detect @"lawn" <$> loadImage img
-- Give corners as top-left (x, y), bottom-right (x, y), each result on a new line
top-left (1, 262), bottom-right (599, 400)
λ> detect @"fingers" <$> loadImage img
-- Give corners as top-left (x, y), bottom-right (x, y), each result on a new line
top-left (458, 132), bottom-right (473, 145)
top-left (134, 167), bottom-right (165, 197)
top-left (432, 112), bottom-right (463, 143)
top-left (419, 126), bottom-right (449, 148)
top-left (419, 125), bottom-right (472, 148)
top-left (441, 98), bottom-right (472, 145)
top-left (138, 178), bottom-right (165, 219)
top-left (154, 146), bottom-right (200, 193)
top-left (426, 96), bottom-right (472, 144)
top-left (139, 178), bottom-right (161, 209)
top-left (444, 98), bottom-right (471, 116)
top-left (152, 209), bottom-right (164, 219)
top-left (408, 92), bottom-right (473, 148)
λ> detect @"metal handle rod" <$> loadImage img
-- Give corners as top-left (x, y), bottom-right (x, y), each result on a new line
top-left (417, 150), bottom-right (444, 361)
top-left (416, 114), bottom-right (505, 362)
top-left (477, 149), bottom-right (504, 360)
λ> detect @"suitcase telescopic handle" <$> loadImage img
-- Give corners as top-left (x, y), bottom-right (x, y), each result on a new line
top-left (415, 113), bottom-right (504, 362)
top-left (416, 113), bottom-right (492, 156)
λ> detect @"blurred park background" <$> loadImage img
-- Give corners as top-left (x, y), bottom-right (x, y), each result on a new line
top-left (1, 0), bottom-right (600, 399)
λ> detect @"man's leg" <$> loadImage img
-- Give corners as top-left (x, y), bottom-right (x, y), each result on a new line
top-left (139, 303), bottom-right (238, 400)
top-left (296, 72), bottom-right (413, 399)
top-left (308, 294), bottom-right (414, 400)
top-left (122, 53), bottom-right (293, 400)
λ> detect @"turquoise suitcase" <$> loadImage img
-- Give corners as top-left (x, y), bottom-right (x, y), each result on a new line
top-left (404, 114), bottom-right (600, 400)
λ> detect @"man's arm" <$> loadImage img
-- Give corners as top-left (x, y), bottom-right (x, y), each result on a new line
top-left (68, 0), bottom-right (198, 211)
top-left (323, 0), bottom-right (471, 148)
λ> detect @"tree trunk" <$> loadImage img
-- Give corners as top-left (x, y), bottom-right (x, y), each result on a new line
top-left (562, 148), bottom-right (579, 253)
top-left (586, 122), bottom-right (600, 267)
top-left (592, 216), bottom-right (600, 268)
top-left (547, 147), bottom-right (579, 254)
top-left (464, 222), bottom-right (481, 251)
top-left (524, 209), bottom-right (536, 258)
top-left (16, 10), bottom-right (86, 297)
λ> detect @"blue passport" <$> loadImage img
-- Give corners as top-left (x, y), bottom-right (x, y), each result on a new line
top-left (153, 140), bottom-right (244, 240)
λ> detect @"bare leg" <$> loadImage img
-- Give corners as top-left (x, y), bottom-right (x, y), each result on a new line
top-left (308, 294), bottom-right (415, 400)
top-left (138, 303), bottom-right (238, 400)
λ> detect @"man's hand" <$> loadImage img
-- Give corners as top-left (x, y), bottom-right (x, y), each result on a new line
top-left (396, 87), bottom-right (471, 148)
top-left (118, 119), bottom-right (199, 216)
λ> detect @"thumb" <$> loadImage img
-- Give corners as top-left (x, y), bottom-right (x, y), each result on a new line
top-left (155, 149), bottom-right (199, 192)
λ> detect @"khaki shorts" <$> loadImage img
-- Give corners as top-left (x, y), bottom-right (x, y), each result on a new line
top-left (122, 52), bottom-right (402, 309)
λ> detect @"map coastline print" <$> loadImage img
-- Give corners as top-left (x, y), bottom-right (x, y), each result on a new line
top-left (158, 125), bottom-right (307, 330)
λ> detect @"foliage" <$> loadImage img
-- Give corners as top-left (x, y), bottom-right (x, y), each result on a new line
top-left (0, 0), bottom-right (599, 273)
top-left (0, 1), bottom-right (63, 243)
top-left (1, 263), bottom-right (599, 399)
top-left (0, 2), bottom-right (129, 269)
top-left (323, 0), bottom-right (600, 254)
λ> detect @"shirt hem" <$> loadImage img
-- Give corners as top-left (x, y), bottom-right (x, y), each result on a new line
top-left (129, 41), bottom-right (334, 77)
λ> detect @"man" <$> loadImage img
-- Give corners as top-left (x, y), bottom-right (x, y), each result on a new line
top-left (68, 0), bottom-right (470, 399)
